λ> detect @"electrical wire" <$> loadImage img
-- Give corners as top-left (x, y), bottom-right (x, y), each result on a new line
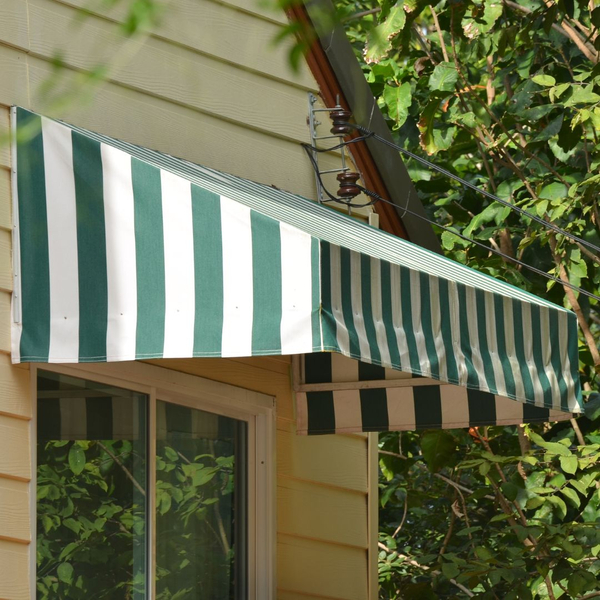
top-left (345, 123), bottom-right (600, 257)
top-left (355, 184), bottom-right (600, 303)
top-left (301, 141), bottom-right (600, 303)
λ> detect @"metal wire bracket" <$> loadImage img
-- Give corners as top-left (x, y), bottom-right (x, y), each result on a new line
top-left (307, 92), bottom-right (351, 208)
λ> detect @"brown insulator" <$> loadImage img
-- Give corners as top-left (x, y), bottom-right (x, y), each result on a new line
top-left (337, 171), bottom-right (361, 199)
top-left (330, 109), bottom-right (353, 136)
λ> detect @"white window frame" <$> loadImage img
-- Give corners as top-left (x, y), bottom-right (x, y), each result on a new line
top-left (30, 361), bottom-right (276, 600)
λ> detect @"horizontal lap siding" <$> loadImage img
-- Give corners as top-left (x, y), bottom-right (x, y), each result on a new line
top-left (0, 541), bottom-right (30, 600)
top-left (278, 535), bottom-right (369, 600)
top-left (0, 168), bottom-right (11, 230)
top-left (0, 101), bottom-right (33, 593)
top-left (0, 478), bottom-right (31, 542)
top-left (0, 291), bottom-right (11, 353)
top-left (0, 0), bottom-right (372, 595)
top-left (56, 0), bottom-right (315, 87)
top-left (0, 0), bottom-right (29, 51)
top-left (27, 0), bottom-right (311, 142)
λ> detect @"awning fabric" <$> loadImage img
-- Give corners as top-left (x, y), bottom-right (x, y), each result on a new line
top-left (12, 108), bottom-right (582, 429)
top-left (295, 353), bottom-right (573, 434)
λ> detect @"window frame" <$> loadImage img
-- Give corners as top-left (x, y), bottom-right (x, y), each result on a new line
top-left (30, 361), bottom-right (276, 600)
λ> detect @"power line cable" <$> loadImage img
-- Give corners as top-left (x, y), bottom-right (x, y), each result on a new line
top-left (355, 183), bottom-right (600, 303)
top-left (344, 123), bottom-right (600, 257)
top-left (301, 141), bottom-right (600, 303)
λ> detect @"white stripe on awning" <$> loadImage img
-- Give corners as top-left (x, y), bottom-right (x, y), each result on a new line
top-left (103, 143), bottom-right (138, 362)
top-left (43, 117), bottom-right (80, 362)
top-left (162, 172), bottom-right (195, 357)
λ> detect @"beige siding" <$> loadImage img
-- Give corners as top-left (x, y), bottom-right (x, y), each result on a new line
top-left (278, 535), bottom-right (368, 600)
top-left (0, 414), bottom-right (31, 481)
top-left (0, 0), bottom-right (29, 52)
top-left (0, 169), bottom-right (11, 230)
top-left (0, 354), bottom-right (31, 420)
top-left (0, 478), bottom-right (31, 543)
top-left (0, 292), bottom-right (11, 353)
top-left (0, 0), bottom-right (374, 597)
top-left (0, 541), bottom-right (30, 600)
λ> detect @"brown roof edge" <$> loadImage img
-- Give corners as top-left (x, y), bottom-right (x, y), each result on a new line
top-left (288, 0), bottom-right (441, 253)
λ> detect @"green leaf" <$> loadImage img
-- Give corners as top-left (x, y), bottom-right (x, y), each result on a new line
top-left (535, 199), bottom-right (549, 217)
top-left (584, 393), bottom-right (600, 421)
top-left (418, 96), bottom-right (450, 155)
top-left (383, 82), bottom-right (412, 129)
top-left (479, 461), bottom-right (491, 476)
top-left (441, 230), bottom-right (460, 250)
top-left (532, 75), bottom-right (556, 87)
top-left (568, 571), bottom-right (595, 596)
top-left (428, 62), bottom-right (458, 92)
top-left (62, 518), bottom-right (82, 534)
top-left (164, 446), bottom-right (179, 462)
top-left (420, 430), bottom-right (457, 472)
top-left (539, 182), bottom-right (567, 202)
top-left (564, 84), bottom-right (600, 106)
top-left (501, 481), bottom-right (520, 501)
top-left (364, 3), bottom-right (406, 64)
top-left (158, 491), bottom-right (172, 515)
top-left (57, 562), bottom-right (74, 584)
top-left (451, 111), bottom-right (477, 129)
top-left (532, 114), bottom-right (563, 142)
top-left (528, 431), bottom-right (572, 456)
top-left (475, 546), bottom-right (494, 561)
top-left (519, 104), bottom-right (556, 121)
top-left (441, 561), bottom-right (460, 579)
top-left (546, 495), bottom-right (567, 519)
top-left (59, 542), bottom-right (80, 561)
top-left (560, 486), bottom-right (581, 508)
top-left (559, 455), bottom-right (578, 474)
top-left (549, 83), bottom-right (570, 103)
top-left (490, 513), bottom-right (513, 522)
top-left (68, 444), bottom-right (86, 475)
top-left (462, 0), bottom-right (503, 38)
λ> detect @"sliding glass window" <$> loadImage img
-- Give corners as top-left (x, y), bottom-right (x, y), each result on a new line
top-left (155, 401), bottom-right (247, 599)
top-left (36, 370), bottom-right (248, 600)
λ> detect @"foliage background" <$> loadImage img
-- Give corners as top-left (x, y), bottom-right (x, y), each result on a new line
top-left (329, 0), bottom-right (600, 597)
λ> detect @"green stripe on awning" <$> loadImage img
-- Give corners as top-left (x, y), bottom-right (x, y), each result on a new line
top-left (11, 108), bottom-right (582, 424)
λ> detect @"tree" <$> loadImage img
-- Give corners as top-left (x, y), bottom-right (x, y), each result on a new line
top-left (330, 0), bottom-right (600, 597)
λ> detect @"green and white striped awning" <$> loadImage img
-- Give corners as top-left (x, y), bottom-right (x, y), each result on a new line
top-left (11, 108), bottom-right (582, 431)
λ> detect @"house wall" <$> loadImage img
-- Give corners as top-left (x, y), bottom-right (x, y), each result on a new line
top-left (0, 0), bottom-right (376, 598)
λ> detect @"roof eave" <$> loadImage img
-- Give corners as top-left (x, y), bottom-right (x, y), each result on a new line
top-left (292, 0), bottom-right (441, 254)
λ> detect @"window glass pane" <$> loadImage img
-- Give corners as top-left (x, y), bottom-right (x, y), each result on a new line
top-left (36, 371), bottom-right (147, 599)
top-left (156, 401), bottom-right (248, 600)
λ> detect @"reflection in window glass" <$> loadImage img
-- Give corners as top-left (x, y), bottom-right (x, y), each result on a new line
top-left (36, 371), bottom-right (147, 599)
top-left (156, 401), bottom-right (248, 600)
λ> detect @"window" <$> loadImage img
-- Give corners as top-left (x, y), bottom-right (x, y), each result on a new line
top-left (34, 364), bottom-right (274, 600)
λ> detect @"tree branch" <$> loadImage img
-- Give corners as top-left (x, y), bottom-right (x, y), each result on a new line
top-left (392, 493), bottom-right (408, 538)
top-left (378, 542), bottom-right (475, 597)
top-left (429, 5), bottom-right (449, 62)
top-left (379, 450), bottom-right (495, 499)
top-left (97, 441), bottom-right (145, 497)
top-left (549, 235), bottom-right (600, 369)
top-left (503, 0), bottom-right (598, 63)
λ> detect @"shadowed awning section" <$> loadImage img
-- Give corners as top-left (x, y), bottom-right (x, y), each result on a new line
top-left (294, 353), bottom-right (574, 435)
top-left (11, 108), bottom-right (582, 432)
